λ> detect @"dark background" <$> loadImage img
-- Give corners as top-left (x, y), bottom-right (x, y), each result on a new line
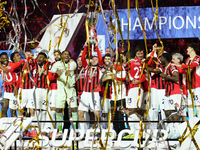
top-left (1, 0), bottom-right (200, 60)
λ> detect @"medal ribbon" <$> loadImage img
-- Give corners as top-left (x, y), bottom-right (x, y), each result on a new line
top-left (38, 64), bottom-right (44, 79)
top-left (164, 62), bottom-right (171, 75)
top-left (89, 67), bottom-right (97, 80)
top-left (76, 68), bottom-right (84, 81)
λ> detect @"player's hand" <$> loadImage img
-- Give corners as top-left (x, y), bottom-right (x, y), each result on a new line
top-left (113, 74), bottom-right (116, 80)
top-left (26, 56), bottom-right (33, 62)
top-left (152, 43), bottom-right (157, 51)
top-left (132, 79), bottom-right (140, 85)
top-left (56, 70), bottom-right (62, 76)
top-left (2, 66), bottom-right (9, 74)
top-left (84, 41), bottom-right (88, 46)
top-left (160, 73), bottom-right (167, 79)
top-left (109, 63), bottom-right (114, 69)
top-left (55, 36), bottom-right (60, 44)
top-left (95, 41), bottom-right (98, 46)
top-left (65, 71), bottom-right (70, 76)
top-left (69, 59), bottom-right (74, 63)
top-left (101, 68), bottom-right (105, 73)
top-left (14, 87), bottom-right (18, 97)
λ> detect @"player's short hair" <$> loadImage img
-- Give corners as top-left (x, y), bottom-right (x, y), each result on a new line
top-left (162, 53), bottom-right (172, 62)
top-left (54, 49), bottom-right (60, 54)
top-left (128, 50), bottom-right (136, 59)
top-left (38, 52), bottom-right (47, 58)
top-left (173, 53), bottom-right (183, 63)
top-left (135, 45), bottom-right (144, 53)
top-left (104, 54), bottom-right (111, 58)
top-left (62, 50), bottom-right (71, 57)
top-left (25, 49), bottom-right (32, 53)
top-left (157, 42), bottom-right (162, 47)
top-left (188, 43), bottom-right (198, 53)
top-left (116, 55), bottom-right (123, 63)
top-left (0, 52), bottom-right (8, 58)
top-left (103, 54), bottom-right (111, 63)
top-left (10, 52), bottom-right (19, 62)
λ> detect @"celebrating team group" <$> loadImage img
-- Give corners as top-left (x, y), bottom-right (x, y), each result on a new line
top-left (0, 40), bottom-right (199, 139)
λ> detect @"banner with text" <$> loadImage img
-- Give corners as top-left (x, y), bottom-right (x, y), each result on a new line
top-left (96, 6), bottom-right (200, 49)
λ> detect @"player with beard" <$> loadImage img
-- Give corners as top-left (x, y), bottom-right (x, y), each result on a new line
top-left (0, 52), bottom-right (18, 117)
top-left (78, 41), bottom-right (104, 135)
top-left (147, 43), bottom-right (166, 130)
top-left (44, 50), bottom-right (61, 135)
top-left (50, 50), bottom-right (77, 137)
top-left (149, 53), bottom-right (181, 139)
top-left (34, 52), bottom-right (51, 133)
top-left (101, 54), bottom-right (112, 129)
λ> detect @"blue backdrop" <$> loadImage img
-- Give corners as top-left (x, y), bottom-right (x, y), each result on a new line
top-left (96, 6), bottom-right (200, 49)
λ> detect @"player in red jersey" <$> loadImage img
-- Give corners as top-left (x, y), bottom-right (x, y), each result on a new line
top-left (123, 47), bottom-right (146, 136)
top-left (147, 43), bottom-right (166, 130)
top-left (101, 54), bottom-right (113, 129)
top-left (0, 52), bottom-right (18, 117)
top-left (174, 43), bottom-right (200, 118)
top-left (75, 56), bottom-right (85, 98)
top-left (149, 53), bottom-right (181, 139)
top-left (8, 51), bottom-right (38, 136)
top-left (34, 52), bottom-right (50, 132)
top-left (78, 41), bottom-right (104, 134)
top-left (171, 53), bottom-right (187, 121)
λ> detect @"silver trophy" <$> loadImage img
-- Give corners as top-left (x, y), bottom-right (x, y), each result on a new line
top-left (87, 12), bottom-right (99, 28)
top-left (87, 12), bottom-right (99, 53)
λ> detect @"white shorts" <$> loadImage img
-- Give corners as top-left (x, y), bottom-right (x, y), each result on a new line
top-left (101, 98), bottom-right (110, 113)
top-left (141, 91), bottom-right (148, 110)
top-left (18, 88), bottom-right (35, 109)
top-left (78, 92), bottom-right (100, 112)
top-left (180, 96), bottom-right (186, 116)
top-left (126, 88), bottom-right (144, 108)
top-left (164, 94), bottom-right (181, 111)
top-left (3, 91), bottom-right (18, 110)
top-left (187, 88), bottom-right (200, 106)
top-left (35, 88), bottom-right (47, 110)
top-left (48, 90), bottom-right (56, 108)
top-left (150, 88), bottom-right (165, 110)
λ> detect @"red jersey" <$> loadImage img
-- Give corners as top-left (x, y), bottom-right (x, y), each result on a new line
top-left (81, 43), bottom-right (103, 93)
top-left (123, 58), bottom-right (146, 89)
top-left (183, 55), bottom-right (200, 89)
top-left (150, 60), bottom-right (165, 89)
top-left (8, 59), bottom-right (37, 89)
top-left (164, 64), bottom-right (181, 96)
top-left (0, 65), bottom-right (18, 93)
top-left (177, 67), bottom-right (187, 97)
top-left (48, 62), bottom-right (58, 90)
top-left (147, 51), bottom-right (165, 89)
top-left (35, 61), bottom-right (50, 89)
top-left (75, 67), bottom-right (85, 97)
top-left (83, 67), bottom-right (102, 92)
